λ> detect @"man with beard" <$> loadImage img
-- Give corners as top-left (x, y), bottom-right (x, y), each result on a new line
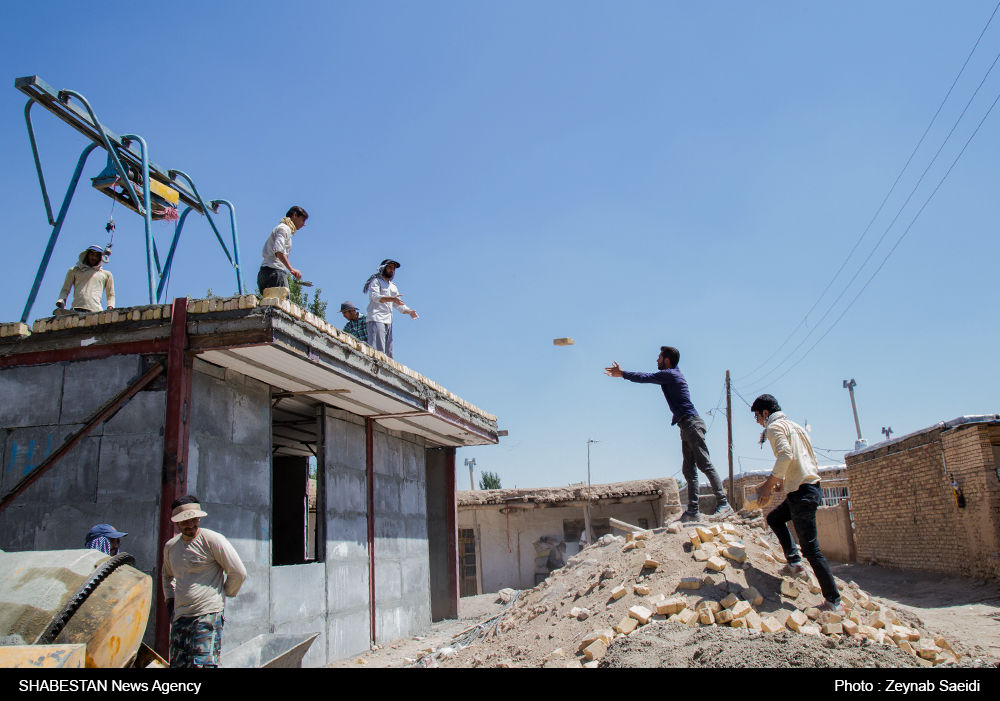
top-left (362, 259), bottom-right (418, 359)
top-left (56, 246), bottom-right (115, 313)
top-left (604, 346), bottom-right (732, 523)
top-left (162, 495), bottom-right (247, 668)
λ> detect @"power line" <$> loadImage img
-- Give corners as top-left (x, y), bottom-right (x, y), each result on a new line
top-left (739, 42), bottom-right (1000, 393)
top-left (754, 87), bottom-right (1000, 391)
top-left (735, 3), bottom-right (1000, 388)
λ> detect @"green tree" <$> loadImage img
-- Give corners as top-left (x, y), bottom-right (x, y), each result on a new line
top-left (479, 471), bottom-right (502, 490)
top-left (288, 277), bottom-right (308, 308)
top-left (309, 287), bottom-right (328, 320)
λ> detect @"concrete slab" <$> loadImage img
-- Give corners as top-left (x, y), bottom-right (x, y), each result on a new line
top-left (324, 516), bottom-right (369, 562)
top-left (192, 435), bottom-right (269, 506)
top-left (374, 516), bottom-right (406, 558)
top-left (101, 390), bottom-right (165, 436)
top-left (1, 427), bottom-right (97, 505)
top-left (327, 609), bottom-right (371, 662)
top-left (0, 364), bottom-right (64, 427)
top-left (401, 558), bottom-right (430, 598)
top-left (59, 355), bottom-right (143, 424)
top-left (325, 469), bottom-right (367, 515)
top-left (326, 560), bottom-right (370, 612)
top-left (96, 434), bottom-right (162, 504)
top-left (400, 478), bottom-right (426, 517)
top-left (272, 562), bottom-right (327, 624)
top-left (374, 475), bottom-right (400, 514)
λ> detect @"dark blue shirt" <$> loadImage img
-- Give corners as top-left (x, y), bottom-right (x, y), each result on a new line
top-left (622, 368), bottom-right (698, 425)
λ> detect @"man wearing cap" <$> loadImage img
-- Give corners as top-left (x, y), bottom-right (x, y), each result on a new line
top-left (162, 495), bottom-right (247, 668)
top-left (362, 259), bottom-right (418, 359)
top-left (56, 246), bottom-right (115, 313)
top-left (85, 524), bottom-right (127, 556)
top-left (257, 206), bottom-right (308, 293)
top-left (339, 301), bottom-right (368, 344)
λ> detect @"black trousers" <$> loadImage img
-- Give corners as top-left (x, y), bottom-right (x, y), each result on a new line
top-left (766, 482), bottom-right (841, 603)
top-left (257, 265), bottom-right (288, 293)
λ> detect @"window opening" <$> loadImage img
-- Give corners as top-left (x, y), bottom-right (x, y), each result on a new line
top-left (271, 395), bottom-right (321, 565)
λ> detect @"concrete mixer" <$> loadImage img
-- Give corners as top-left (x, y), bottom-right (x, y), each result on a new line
top-left (0, 548), bottom-right (152, 668)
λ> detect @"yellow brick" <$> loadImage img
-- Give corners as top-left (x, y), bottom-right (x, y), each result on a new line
top-left (633, 584), bottom-right (650, 596)
top-left (577, 629), bottom-right (613, 651)
top-left (614, 617), bottom-right (638, 635)
top-left (656, 598), bottom-right (687, 615)
top-left (730, 601), bottom-right (751, 619)
top-left (799, 625), bottom-right (821, 636)
top-left (760, 616), bottom-right (782, 633)
top-left (583, 639), bottom-right (607, 661)
top-left (699, 608), bottom-right (715, 625)
top-left (716, 609), bottom-right (734, 624)
top-left (842, 620), bottom-right (859, 636)
top-left (611, 585), bottom-right (627, 600)
top-left (696, 527), bottom-right (714, 543)
top-left (804, 607), bottom-right (820, 620)
top-left (696, 600), bottom-right (721, 614)
top-left (744, 610), bottom-right (762, 631)
top-left (720, 593), bottom-right (739, 609)
top-left (622, 541), bottom-right (638, 552)
top-left (741, 587), bottom-right (763, 607)
top-left (678, 577), bottom-right (702, 590)
top-left (628, 606), bottom-right (653, 625)
top-left (723, 545), bottom-right (747, 564)
top-left (706, 556), bottom-right (727, 572)
top-left (708, 525), bottom-right (722, 536)
top-left (730, 616), bottom-right (746, 628)
top-left (643, 559), bottom-right (659, 570)
top-left (693, 549), bottom-right (711, 562)
top-left (786, 610), bottom-right (809, 632)
top-left (822, 623), bottom-right (843, 635)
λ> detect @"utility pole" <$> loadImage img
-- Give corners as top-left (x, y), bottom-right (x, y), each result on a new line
top-left (464, 458), bottom-right (476, 490)
top-left (726, 371), bottom-right (734, 508)
top-left (843, 379), bottom-right (868, 450)
top-left (463, 458), bottom-right (483, 594)
top-left (585, 439), bottom-right (599, 546)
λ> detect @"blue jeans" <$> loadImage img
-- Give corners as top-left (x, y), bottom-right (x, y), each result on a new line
top-left (766, 482), bottom-right (841, 604)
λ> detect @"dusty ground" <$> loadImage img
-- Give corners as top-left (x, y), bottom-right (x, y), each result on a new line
top-left (331, 517), bottom-right (1000, 668)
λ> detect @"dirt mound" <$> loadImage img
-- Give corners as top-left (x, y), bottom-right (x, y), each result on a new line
top-left (438, 518), bottom-right (976, 668)
top-left (601, 622), bottom-right (918, 668)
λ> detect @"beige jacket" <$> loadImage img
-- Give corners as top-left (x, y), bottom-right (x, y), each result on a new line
top-left (162, 528), bottom-right (247, 620)
top-left (765, 412), bottom-right (821, 494)
top-left (57, 250), bottom-right (115, 312)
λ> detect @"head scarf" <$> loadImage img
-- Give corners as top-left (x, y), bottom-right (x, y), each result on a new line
top-left (85, 524), bottom-right (127, 554)
top-left (362, 260), bottom-right (399, 293)
top-left (85, 536), bottom-right (112, 555)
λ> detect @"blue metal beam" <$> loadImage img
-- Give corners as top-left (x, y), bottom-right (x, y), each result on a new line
top-left (210, 199), bottom-right (243, 294)
top-left (120, 134), bottom-right (154, 304)
top-left (20, 143), bottom-right (101, 324)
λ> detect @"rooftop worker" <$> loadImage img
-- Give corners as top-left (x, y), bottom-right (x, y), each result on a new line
top-left (162, 495), bottom-right (247, 669)
top-left (257, 206), bottom-right (308, 294)
top-left (84, 524), bottom-right (127, 556)
top-left (751, 393), bottom-right (844, 615)
top-left (339, 301), bottom-right (368, 344)
top-left (56, 245), bottom-right (114, 313)
top-left (362, 259), bottom-right (418, 359)
top-left (605, 346), bottom-right (732, 523)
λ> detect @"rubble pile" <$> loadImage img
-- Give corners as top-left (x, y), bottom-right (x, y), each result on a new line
top-left (438, 517), bottom-right (985, 669)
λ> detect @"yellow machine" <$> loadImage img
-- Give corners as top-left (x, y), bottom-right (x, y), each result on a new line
top-left (0, 549), bottom-right (152, 668)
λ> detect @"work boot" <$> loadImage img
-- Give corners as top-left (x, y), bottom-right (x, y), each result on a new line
top-left (707, 502), bottom-right (733, 521)
top-left (679, 511), bottom-right (700, 524)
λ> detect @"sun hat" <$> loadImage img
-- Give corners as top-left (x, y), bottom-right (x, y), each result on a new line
top-left (170, 502), bottom-right (208, 522)
top-left (339, 301), bottom-right (359, 313)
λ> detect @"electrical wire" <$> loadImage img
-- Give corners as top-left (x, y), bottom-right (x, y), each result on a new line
top-left (753, 86), bottom-right (1000, 392)
top-left (735, 3), bottom-right (1000, 388)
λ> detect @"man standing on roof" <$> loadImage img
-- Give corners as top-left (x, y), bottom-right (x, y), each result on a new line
top-left (257, 206), bottom-right (308, 293)
top-left (363, 259), bottom-right (418, 359)
top-left (751, 394), bottom-right (844, 615)
top-left (604, 346), bottom-right (732, 523)
top-left (339, 301), bottom-right (368, 344)
top-left (56, 246), bottom-right (114, 313)
top-left (162, 495), bottom-right (247, 668)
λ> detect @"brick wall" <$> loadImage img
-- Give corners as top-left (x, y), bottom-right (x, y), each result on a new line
top-left (846, 422), bottom-right (1000, 583)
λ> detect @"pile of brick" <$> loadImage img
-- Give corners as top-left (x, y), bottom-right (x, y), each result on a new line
top-left (29, 303), bottom-right (175, 333)
top-left (571, 522), bottom-right (964, 667)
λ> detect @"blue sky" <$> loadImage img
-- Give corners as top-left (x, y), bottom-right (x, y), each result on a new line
top-left (2, 2), bottom-right (998, 490)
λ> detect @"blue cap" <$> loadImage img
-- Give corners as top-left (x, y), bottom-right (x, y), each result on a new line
top-left (87, 245), bottom-right (105, 253)
top-left (86, 524), bottom-right (127, 542)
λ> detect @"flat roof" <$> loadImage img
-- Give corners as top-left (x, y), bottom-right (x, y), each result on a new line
top-left (0, 296), bottom-right (498, 448)
top-left (458, 478), bottom-right (672, 507)
top-left (844, 414), bottom-right (999, 459)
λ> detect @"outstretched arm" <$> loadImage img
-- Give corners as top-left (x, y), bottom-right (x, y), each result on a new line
top-left (604, 361), bottom-right (624, 377)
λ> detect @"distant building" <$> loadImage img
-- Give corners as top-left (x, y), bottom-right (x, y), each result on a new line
top-left (457, 478), bottom-right (680, 593)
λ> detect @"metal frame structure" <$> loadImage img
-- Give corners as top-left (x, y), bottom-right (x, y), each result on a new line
top-left (15, 76), bottom-right (243, 322)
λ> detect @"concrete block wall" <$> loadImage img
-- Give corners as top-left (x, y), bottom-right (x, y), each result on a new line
top-left (188, 364), bottom-right (272, 653)
top-left (846, 423), bottom-right (1000, 582)
top-left (0, 355), bottom-right (165, 645)
top-left (372, 425), bottom-right (430, 644)
top-left (321, 408), bottom-right (371, 662)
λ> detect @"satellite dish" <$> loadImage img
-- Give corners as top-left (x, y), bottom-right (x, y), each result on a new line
top-left (553, 338), bottom-right (574, 346)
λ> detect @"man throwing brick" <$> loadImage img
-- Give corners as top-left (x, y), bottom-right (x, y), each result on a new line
top-left (605, 346), bottom-right (731, 523)
top-left (751, 393), bottom-right (843, 614)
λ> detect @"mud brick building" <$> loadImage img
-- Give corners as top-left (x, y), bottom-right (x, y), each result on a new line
top-left (845, 415), bottom-right (1000, 582)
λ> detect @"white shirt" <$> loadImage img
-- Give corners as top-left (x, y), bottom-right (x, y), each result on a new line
top-left (366, 276), bottom-right (411, 325)
top-left (261, 223), bottom-right (293, 271)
